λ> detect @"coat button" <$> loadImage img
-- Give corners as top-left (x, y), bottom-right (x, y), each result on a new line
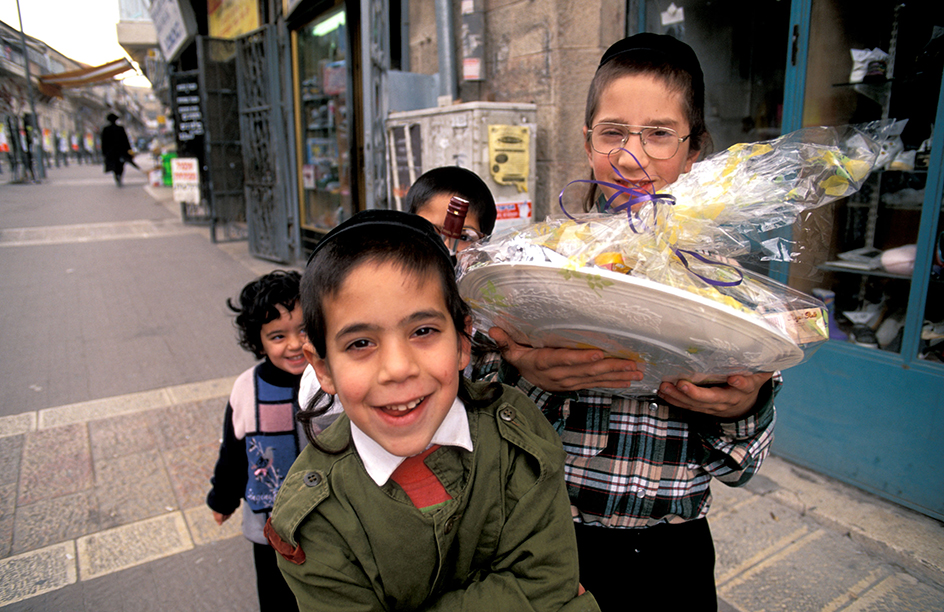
top-left (648, 402), bottom-right (659, 411)
top-left (444, 515), bottom-right (459, 534)
top-left (499, 407), bottom-right (516, 421)
top-left (303, 471), bottom-right (322, 487)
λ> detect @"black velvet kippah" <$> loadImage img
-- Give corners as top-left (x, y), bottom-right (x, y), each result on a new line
top-left (306, 209), bottom-right (451, 266)
top-left (598, 32), bottom-right (703, 87)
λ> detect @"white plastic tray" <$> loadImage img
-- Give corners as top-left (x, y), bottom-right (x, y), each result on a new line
top-left (459, 262), bottom-right (804, 397)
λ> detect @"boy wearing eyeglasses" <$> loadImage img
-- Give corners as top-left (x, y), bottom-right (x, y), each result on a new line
top-left (474, 34), bottom-right (780, 611)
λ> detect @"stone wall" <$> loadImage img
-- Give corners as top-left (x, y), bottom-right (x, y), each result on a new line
top-left (407, 0), bottom-right (626, 221)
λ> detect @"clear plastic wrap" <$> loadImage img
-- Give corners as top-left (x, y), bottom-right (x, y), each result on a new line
top-left (457, 122), bottom-right (892, 398)
top-left (664, 121), bottom-right (892, 260)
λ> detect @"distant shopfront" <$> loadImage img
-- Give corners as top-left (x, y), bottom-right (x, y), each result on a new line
top-left (286, 0), bottom-right (358, 253)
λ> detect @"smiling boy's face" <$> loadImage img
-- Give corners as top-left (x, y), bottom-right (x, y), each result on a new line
top-left (260, 303), bottom-right (308, 375)
top-left (584, 73), bottom-right (699, 209)
top-left (305, 260), bottom-right (471, 458)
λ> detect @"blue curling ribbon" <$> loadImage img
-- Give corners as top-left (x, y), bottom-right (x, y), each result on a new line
top-left (673, 249), bottom-right (744, 287)
top-left (558, 148), bottom-right (677, 233)
top-left (557, 147), bottom-right (743, 288)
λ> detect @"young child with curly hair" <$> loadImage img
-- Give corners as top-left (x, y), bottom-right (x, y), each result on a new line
top-left (207, 269), bottom-right (307, 612)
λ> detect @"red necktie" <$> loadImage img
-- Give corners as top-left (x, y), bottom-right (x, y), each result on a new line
top-left (389, 445), bottom-right (452, 510)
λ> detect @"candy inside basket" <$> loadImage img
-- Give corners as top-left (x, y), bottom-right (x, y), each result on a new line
top-left (456, 121), bottom-right (893, 398)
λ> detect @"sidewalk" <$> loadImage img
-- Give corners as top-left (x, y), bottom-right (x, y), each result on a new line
top-left (1, 165), bottom-right (943, 611)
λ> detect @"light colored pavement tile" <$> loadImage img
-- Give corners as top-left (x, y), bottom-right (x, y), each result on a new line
top-left (0, 435), bottom-right (24, 486)
top-left (184, 505), bottom-right (243, 547)
top-left (720, 528), bottom-right (890, 611)
top-left (38, 388), bottom-right (172, 430)
top-left (762, 456), bottom-right (944, 586)
top-left (88, 411), bottom-right (159, 462)
top-left (166, 380), bottom-right (234, 404)
top-left (0, 219), bottom-right (197, 247)
top-left (146, 398), bottom-right (222, 451)
top-left (164, 441), bottom-right (221, 509)
top-left (710, 495), bottom-right (812, 584)
top-left (841, 572), bottom-right (944, 612)
top-left (76, 512), bottom-right (193, 580)
top-left (0, 413), bottom-right (35, 439)
top-left (0, 483), bottom-right (15, 558)
top-left (0, 541), bottom-right (77, 607)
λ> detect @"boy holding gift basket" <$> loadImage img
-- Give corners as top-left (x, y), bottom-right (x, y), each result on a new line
top-left (473, 33), bottom-right (779, 611)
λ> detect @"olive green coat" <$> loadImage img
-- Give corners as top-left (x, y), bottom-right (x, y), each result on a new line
top-left (268, 380), bottom-right (599, 612)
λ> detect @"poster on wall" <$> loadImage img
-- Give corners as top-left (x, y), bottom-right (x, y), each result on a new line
top-left (387, 123), bottom-right (423, 206)
top-left (493, 199), bottom-right (533, 234)
top-left (488, 125), bottom-right (530, 193)
top-left (172, 73), bottom-right (205, 159)
top-left (323, 61), bottom-right (347, 96)
top-left (208, 0), bottom-right (260, 39)
top-left (302, 164), bottom-right (316, 189)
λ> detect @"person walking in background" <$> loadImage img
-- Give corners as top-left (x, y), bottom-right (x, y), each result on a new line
top-left (100, 113), bottom-right (132, 186)
top-left (207, 270), bottom-right (308, 612)
top-left (57, 132), bottom-right (69, 167)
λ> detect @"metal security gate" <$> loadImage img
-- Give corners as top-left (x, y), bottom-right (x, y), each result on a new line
top-left (236, 25), bottom-right (295, 262)
top-left (198, 37), bottom-right (247, 242)
top-left (361, 0), bottom-right (390, 210)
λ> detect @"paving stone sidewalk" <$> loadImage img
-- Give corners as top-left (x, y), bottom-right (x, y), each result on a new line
top-left (2, 380), bottom-right (943, 611)
top-left (0, 380), bottom-right (255, 609)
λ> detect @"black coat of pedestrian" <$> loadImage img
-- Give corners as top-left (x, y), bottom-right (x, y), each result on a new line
top-left (101, 113), bottom-right (132, 184)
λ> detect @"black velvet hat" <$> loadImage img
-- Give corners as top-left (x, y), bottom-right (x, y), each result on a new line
top-left (306, 209), bottom-right (450, 266)
top-left (597, 33), bottom-right (705, 114)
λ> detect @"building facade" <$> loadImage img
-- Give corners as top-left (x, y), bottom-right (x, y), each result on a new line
top-left (0, 18), bottom-right (152, 181)
top-left (119, 0), bottom-right (944, 521)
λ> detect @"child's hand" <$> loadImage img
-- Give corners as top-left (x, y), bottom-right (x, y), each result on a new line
top-left (212, 511), bottom-right (232, 526)
top-left (657, 372), bottom-right (772, 419)
top-left (489, 327), bottom-right (643, 392)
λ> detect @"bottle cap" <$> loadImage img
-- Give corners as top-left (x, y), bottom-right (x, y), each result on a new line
top-left (441, 196), bottom-right (470, 239)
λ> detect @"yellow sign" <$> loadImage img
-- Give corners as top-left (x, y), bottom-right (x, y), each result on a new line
top-left (208, 0), bottom-right (260, 40)
top-left (488, 125), bottom-right (530, 193)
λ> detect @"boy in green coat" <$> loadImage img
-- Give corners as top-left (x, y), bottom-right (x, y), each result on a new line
top-left (265, 211), bottom-right (599, 612)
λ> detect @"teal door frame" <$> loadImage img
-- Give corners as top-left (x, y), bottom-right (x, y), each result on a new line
top-left (635, 0), bottom-right (944, 520)
top-left (769, 0), bottom-right (944, 520)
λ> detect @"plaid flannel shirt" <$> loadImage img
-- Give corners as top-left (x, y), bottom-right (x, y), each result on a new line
top-left (470, 348), bottom-right (780, 529)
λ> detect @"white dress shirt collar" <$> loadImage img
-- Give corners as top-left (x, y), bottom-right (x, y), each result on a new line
top-left (351, 396), bottom-right (473, 486)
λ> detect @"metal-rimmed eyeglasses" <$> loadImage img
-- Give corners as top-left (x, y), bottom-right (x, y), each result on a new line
top-left (431, 224), bottom-right (483, 246)
top-left (587, 123), bottom-right (691, 160)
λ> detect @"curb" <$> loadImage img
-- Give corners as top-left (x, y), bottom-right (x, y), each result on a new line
top-left (762, 455), bottom-right (944, 588)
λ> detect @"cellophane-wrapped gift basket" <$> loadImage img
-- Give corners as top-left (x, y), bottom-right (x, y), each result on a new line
top-left (457, 121), bottom-right (893, 398)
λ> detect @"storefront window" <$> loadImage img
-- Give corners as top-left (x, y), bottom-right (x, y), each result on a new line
top-left (646, 0), bottom-right (789, 152)
top-left (295, 7), bottom-right (351, 234)
top-left (791, 0), bottom-right (943, 358)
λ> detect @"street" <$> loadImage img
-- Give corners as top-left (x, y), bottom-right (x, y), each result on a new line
top-left (0, 162), bottom-right (290, 610)
top-left (1, 162), bottom-right (942, 611)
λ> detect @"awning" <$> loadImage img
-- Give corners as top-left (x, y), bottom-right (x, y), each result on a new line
top-left (38, 58), bottom-right (135, 96)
